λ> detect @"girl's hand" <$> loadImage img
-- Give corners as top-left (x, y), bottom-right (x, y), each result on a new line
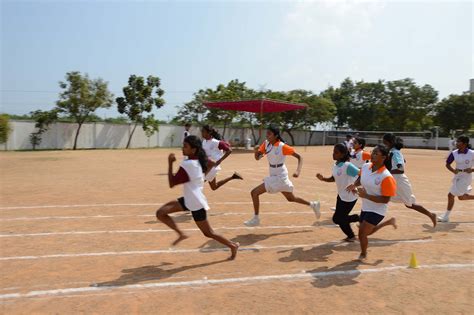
top-left (316, 173), bottom-right (324, 181)
top-left (467, 169), bottom-right (473, 174)
top-left (454, 169), bottom-right (460, 174)
top-left (346, 184), bottom-right (357, 194)
top-left (356, 187), bottom-right (367, 198)
top-left (293, 171), bottom-right (300, 178)
top-left (168, 153), bottom-right (176, 164)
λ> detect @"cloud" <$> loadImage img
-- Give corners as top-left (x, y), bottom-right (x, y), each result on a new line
top-left (282, 0), bottom-right (385, 45)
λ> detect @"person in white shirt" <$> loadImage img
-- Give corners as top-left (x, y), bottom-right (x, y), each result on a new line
top-left (382, 133), bottom-right (437, 227)
top-left (155, 135), bottom-right (239, 260)
top-left (182, 123), bottom-right (191, 143)
top-left (317, 143), bottom-right (360, 242)
top-left (350, 137), bottom-right (371, 169)
top-left (244, 125), bottom-right (320, 227)
top-left (346, 145), bottom-right (397, 262)
top-left (438, 135), bottom-right (474, 222)
top-left (344, 134), bottom-right (354, 151)
top-left (201, 125), bottom-right (243, 190)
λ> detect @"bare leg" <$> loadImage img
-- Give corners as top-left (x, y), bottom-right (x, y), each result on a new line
top-left (156, 201), bottom-right (189, 246)
top-left (458, 194), bottom-right (474, 201)
top-left (406, 204), bottom-right (437, 227)
top-left (195, 219), bottom-right (240, 260)
top-left (447, 193), bottom-right (455, 211)
top-left (251, 183), bottom-right (267, 215)
top-left (358, 221), bottom-right (375, 259)
top-left (208, 174), bottom-right (239, 191)
top-left (370, 217), bottom-right (397, 235)
top-left (281, 191), bottom-right (310, 206)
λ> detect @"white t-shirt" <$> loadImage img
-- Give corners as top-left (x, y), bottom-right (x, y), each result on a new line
top-left (332, 162), bottom-right (359, 202)
top-left (180, 159), bottom-right (209, 211)
top-left (359, 163), bottom-right (397, 216)
top-left (258, 140), bottom-right (295, 177)
top-left (202, 138), bottom-right (224, 162)
top-left (350, 149), bottom-right (371, 169)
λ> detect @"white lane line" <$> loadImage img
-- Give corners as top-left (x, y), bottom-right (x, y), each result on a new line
top-left (0, 263), bottom-right (471, 300)
top-left (0, 225), bottom-right (318, 238)
top-left (2, 209), bottom-right (471, 222)
top-left (2, 221), bottom-right (473, 239)
top-left (1, 238), bottom-right (472, 261)
top-left (0, 202), bottom-right (288, 211)
top-left (0, 212), bottom-right (312, 222)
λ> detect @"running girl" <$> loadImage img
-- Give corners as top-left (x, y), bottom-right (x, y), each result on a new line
top-left (317, 144), bottom-right (360, 242)
top-left (201, 125), bottom-right (243, 190)
top-left (244, 125), bottom-right (320, 226)
top-left (346, 145), bottom-right (397, 262)
top-left (350, 137), bottom-right (371, 169)
top-left (382, 133), bottom-right (437, 227)
top-left (438, 135), bottom-right (474, 222)
top-left (155, 135), bottom-right (239, 260)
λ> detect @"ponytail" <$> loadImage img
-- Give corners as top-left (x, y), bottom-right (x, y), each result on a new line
top-left (202, 125), bottom-right (222, 140)
top-left (184, 135), bottom-right (208, 173)
top-left (383, 133), bottom-right (404, 150)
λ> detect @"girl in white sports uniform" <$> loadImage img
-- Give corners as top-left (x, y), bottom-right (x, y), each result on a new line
top-left (382, 133), bottom-right (437, 227)
top-left (155, 135), bottom-right (239, 260)
top-left (201, 125), bottom-right (243, 190)
top-left (346, 145), bottom-right (398, 262)
top-left (244, 125), bottom-right (320, 226)
top-left (438, 135), bottom-right (474, 222)
top-left (350, 137), bottom-right (371, 169)
top-left (317, 143), bottom-right (360, 242)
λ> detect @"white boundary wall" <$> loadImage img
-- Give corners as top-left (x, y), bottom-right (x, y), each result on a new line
top-left (0, 120), bottom-right (452, 151)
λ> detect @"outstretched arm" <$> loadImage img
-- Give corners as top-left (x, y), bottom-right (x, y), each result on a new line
top-left (291, 152), bottom-right (303, 178)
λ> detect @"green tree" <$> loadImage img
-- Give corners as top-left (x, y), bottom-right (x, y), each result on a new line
top-left (116, 75), bottom-right (165, 148)
top-left (56, 71), bottom-right (114, 150)
top-left (0, 114), bottom-right (11, 144)
top-left (175, 79), bottom-right (256, 139)
top-left (323, 78), bottom-right (438, 131)
top-left (435, 93), bottom-right (474, 135)
top-left (29, 110), bottom-right (59, 150)
top-left (263, 90), bottom-right (336, 145)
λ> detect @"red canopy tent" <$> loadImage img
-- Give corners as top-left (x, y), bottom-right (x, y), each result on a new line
top-left (204, 98), bottom-right (307, 138)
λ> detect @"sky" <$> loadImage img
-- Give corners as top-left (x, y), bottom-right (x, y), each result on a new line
top-left (1, 0), bottom-right (472, 121)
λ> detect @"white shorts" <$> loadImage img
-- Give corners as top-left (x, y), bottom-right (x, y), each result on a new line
top-left (263, 175), bottom-right (294, 194)
top-left (391, 174), bottom-right (416, 207)
top-left (449, 173), bottom-right (473, 196)
top-left (205, 165), bottom-right (221, 182)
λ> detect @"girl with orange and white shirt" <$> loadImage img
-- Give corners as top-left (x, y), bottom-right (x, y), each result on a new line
top-left (350, 137), bottom-right (371, 169)
top-left (347, 145), bottom-right (397, 262)
top-left (244, 125), bottom-right (320, 226)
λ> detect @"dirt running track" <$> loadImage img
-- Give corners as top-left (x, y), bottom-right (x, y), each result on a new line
top-left (0, 147), bottom-right (472, 314)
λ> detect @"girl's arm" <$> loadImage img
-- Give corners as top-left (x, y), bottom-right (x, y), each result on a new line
top-left (357, 187), bottom-right (390, 203)
top-left (390, 164), bottom-right (404, 175)
top-left (316, 173), bottom-right (335, 182)
top-left (168, 154), bottom-right (189, 188)
top-left (291, 152), bottom-right (303, 177)
top-left (446, 162), bottom-right (458, 174)
top-left (345, 176), bottom-right (361, 193)
top-left (215, 141), bottom-right (232, 166)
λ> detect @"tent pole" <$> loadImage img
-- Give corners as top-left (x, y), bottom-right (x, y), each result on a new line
top-left (259, 98), bottom-right (264, 140)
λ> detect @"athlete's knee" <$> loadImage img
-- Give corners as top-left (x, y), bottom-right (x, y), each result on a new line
top-left (285, 195), bottom-right (296, 202)
top-left (458, 195), bottom-right (467, 200)
top-left (332, 213), bottom-right (342, 225)
top-left (251, 187), bottom-right (260, 197)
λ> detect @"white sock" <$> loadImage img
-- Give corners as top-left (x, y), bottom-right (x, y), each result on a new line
top-left (254, 214), bottom-right (259, 219)
top-left (444, 211), bottom-right (451, 217)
